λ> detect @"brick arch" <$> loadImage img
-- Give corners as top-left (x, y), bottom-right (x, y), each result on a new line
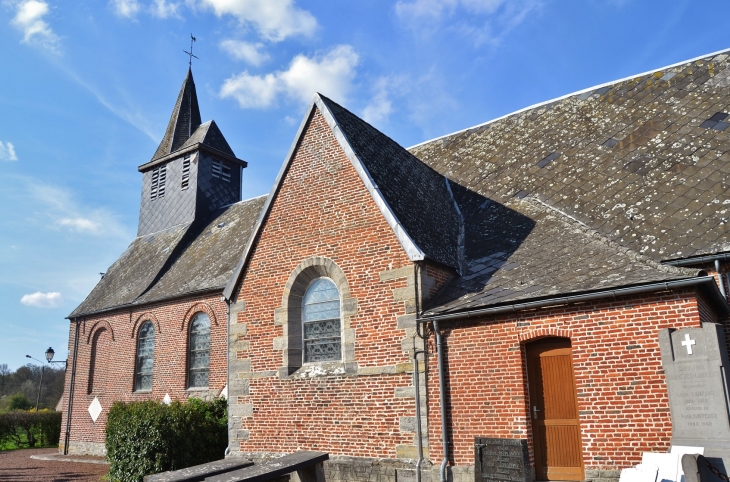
top-left (274, 256), bottom-right (358, 378)
top-left (131, 312), bottom-right (161, 338)
top-left (180, 302), bottom-right (218, 332)
top-left (86, 319), bottom-right (115, 344)
top-left (518, 327), bottom-right (573, 343)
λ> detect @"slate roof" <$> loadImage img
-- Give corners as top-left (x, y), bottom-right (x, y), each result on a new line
top-left (69, 195), bottom-right (266, 318)
top-left (407, 50), bottom-right (730, 315)
top-left (410, 50), bottom-right (730, 264)
top-left (150, 68), bottom-right (203, 164)
top-left (320, 96), bottom-right (463, 270)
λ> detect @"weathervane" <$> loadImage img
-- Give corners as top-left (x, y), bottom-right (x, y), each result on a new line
top-left (183, 34), bottom-right (198, 68)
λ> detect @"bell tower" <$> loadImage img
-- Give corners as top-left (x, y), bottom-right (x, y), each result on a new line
top-left (137, 69), bottom-right (247, 236)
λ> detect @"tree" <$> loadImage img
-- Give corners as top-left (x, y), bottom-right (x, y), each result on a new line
top-left (8, 393), bottom-right (32, 411)
top-left (0, 364), bottom-right (9, 397)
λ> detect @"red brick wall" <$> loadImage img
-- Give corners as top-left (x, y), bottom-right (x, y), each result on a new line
top-left (60, 293), bottom-right (228, 452)
top-left (233, 107), bottom-right (420, 458)
top-left (425, 289), bottom-right (706, 472)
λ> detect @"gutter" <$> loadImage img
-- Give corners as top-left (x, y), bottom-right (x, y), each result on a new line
top-left (138, 143), bottom-right (248, 172)
top-left (664, 252), bottom-right (730, 267)
top-left (418, 276), bottom-right (729, 323)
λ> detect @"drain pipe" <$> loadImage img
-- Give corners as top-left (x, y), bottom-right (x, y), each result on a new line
top-left (413, 348), bottom-right (426, 482)
top-left (716, 260), bottom-right (727, 300)
top-left (433, 320), bottom-right (449, 482)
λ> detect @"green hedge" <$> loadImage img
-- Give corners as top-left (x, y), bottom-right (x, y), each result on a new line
top-left (0, 410), bottom-right (62, 449)
top-left (106, 398), bottom-right (227, 482)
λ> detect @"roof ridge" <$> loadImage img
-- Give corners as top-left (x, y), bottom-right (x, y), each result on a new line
top-left (409, 46), bottom-right (730, 149)
top-left (522, 196), bottom-right (697, 277)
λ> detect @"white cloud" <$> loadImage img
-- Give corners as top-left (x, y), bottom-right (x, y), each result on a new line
top-left (363, 77), bottom-right (402, 126)
top-left (11, 0), bottom-right (60, 53)
top-left (220, 40), bottom-right (269, 66)
top-left (26, 181), bottom-right (129, 239)
top-left (0, 141), bottom-right (18, 161)
top-left (20, 291), bottom-right (63, 308)
top-left (395, 0), bottom-right (541, 45)
top-left (221, 45), bottom-right (359, 109)
top-left (198, 0), bottom-right (317, 41)
top-left (110, 0), bottom-right (141, 18)
top-left (150, 0), bottom-right (179, 17)
top-left (57, 217), bottom-right (103, 234)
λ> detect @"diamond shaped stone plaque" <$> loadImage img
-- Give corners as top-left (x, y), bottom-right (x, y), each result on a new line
top-left (162, 393), bottom-right (171, 405)
top-left (88, 397), bottom-right (102, 423)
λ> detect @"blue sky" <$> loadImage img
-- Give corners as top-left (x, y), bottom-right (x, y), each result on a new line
top-left (0, 0), bottom-right (727, 370)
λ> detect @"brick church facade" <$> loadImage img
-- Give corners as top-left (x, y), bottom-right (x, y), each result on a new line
top-left (61, 50), bottom-right (730, 482)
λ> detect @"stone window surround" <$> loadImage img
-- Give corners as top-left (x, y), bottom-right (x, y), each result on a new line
top-left (274, 256), bottom-right (358, 378)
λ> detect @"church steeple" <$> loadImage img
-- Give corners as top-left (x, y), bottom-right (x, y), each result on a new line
top-left (150, 68), bottom-right (202, 163)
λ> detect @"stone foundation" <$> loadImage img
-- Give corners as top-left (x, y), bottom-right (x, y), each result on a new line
top-left (59, 440), bottom-right (107, 456)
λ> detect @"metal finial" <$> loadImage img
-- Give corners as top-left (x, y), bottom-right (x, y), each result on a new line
top-left (183, 33), bottom-right (198, 68)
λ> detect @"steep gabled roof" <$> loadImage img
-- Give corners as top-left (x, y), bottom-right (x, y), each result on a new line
top-left (178, 120), bottom-right (235, 158)
top-left (150, 68), bottom-right (202, 163)
top-left (70, 195), bottom-right (266, 318)
top-left (410, 49), bottom-right (730, 264)
top-left (223, 94), bottom-right (463, 300)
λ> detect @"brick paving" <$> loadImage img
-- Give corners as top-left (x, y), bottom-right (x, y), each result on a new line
top-left (0, 448), bottom-right (108, 481)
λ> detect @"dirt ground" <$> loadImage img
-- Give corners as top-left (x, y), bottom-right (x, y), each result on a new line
top-left (0, 448), bottom-right (108, 481)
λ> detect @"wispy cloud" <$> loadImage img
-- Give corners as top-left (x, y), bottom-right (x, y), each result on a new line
top-left (220, 40), bottom-right (270, 66)
top-left (150, 0), bottom-right (179, 18)
top-left (395, 0), bottom-right (542, 45)
top-left (220, 45), bottom-right (359, 109)
top-left (198, 0), bottom-right (317, 41)
top-left (27, 181), bottom-right (130, 239)
top-left (0, 141), bottom-right (18, 161)
top-left (110, 0), bottom-right (141, 18)
top-left (362, 76), bottom-right (408, 126)
top-left (10, 0), bottom-right (61, 54)
top-left (20, 291), bottom-right (63, 308)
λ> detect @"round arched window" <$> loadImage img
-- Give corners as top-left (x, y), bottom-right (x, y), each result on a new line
top-left (134, 321), bottom-right (155, 391)
top-left (188, 312), bottom-right (210, 388)
top-left (302, 278), bottom-right (341, 362)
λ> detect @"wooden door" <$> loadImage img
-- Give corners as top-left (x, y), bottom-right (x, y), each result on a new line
top-left (526, 339), bottom-right (584, 481)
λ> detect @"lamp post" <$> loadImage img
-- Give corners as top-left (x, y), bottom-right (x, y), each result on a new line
top-left (25, 355), bottom-right (45, 411)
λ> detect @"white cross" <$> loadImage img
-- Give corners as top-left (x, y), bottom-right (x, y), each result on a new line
top-left (681, 333), bottom-right (696, 355)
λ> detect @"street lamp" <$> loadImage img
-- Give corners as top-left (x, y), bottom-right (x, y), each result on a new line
top-left (44, 347), bottom-right (67, 366)
top-left (25, 355), bottom-right (45, 411)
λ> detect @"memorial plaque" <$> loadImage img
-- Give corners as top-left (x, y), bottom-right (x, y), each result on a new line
top-left (659, 323), bottom-right (730, 452)
top-left (474, 438), bottom-right (530, 482)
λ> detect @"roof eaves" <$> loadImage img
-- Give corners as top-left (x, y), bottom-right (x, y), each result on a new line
top-left (138, 142), bottom-right (248, 172)
top-left (409, 46), bottom-right (730, 150)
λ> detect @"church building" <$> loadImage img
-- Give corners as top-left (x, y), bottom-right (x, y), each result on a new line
top-left (61, 49), bottom-right (730, 482)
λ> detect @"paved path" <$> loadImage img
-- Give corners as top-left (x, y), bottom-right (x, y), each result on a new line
top-left (0, 448), bottom-right (108, 481)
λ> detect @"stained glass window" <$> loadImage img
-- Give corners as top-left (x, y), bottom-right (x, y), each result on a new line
top-left (188, 313), bottom-right (210, 388)
top-left (302, 278), bottom-right (341, 362)
top-left (134, 321), bottom-right (155, 391)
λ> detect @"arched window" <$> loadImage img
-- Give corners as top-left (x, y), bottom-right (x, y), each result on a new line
top-left (134, 321), bottom-right (155, 391)
top-left (188, 312), bottom-right (210, 388)
top-left (302, 278), bottom-right (341, 363)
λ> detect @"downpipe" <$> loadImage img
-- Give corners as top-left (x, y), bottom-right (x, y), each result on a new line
top-left (434, 320), bottom-right (449, 482)
top-left (413, 348), bottom-right (426, 482)
top-left (716, 260), bottom-right (727, 300)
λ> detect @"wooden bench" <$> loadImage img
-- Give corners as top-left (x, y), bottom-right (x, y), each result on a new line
top-left (144, 451), bottom-right (328, 482)
top-left (145, 459), bottom-right (254, 482)
top-left (205, 451), bottom-right (328, 482)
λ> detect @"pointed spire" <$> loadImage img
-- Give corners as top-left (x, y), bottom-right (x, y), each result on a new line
top-left (150, 68), bottom-right (202, 163)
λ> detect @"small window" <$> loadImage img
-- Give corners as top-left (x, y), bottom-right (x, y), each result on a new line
top-left (181, 155), bottom-right (191, 190)
top-left (212, 158), bottom-right (231, 183)
top-left (134, 321), bottom-right (155, 391)
top-left (302, 278), bottom-right (341, 363)
top-left (188, 313), bottom-right (210, 388)
top-left (150, 164), bottom-right (167, 200)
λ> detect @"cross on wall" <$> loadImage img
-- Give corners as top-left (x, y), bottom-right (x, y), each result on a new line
top-left (681, 333), bottom-right (696, 355)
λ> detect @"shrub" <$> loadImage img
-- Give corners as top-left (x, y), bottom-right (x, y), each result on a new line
top-left (7, 393), bottom-right (32, 411)
top-left (0, 410), bottom-right (62, 449)
top-left (106, 397), bottom-right (227, 482)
